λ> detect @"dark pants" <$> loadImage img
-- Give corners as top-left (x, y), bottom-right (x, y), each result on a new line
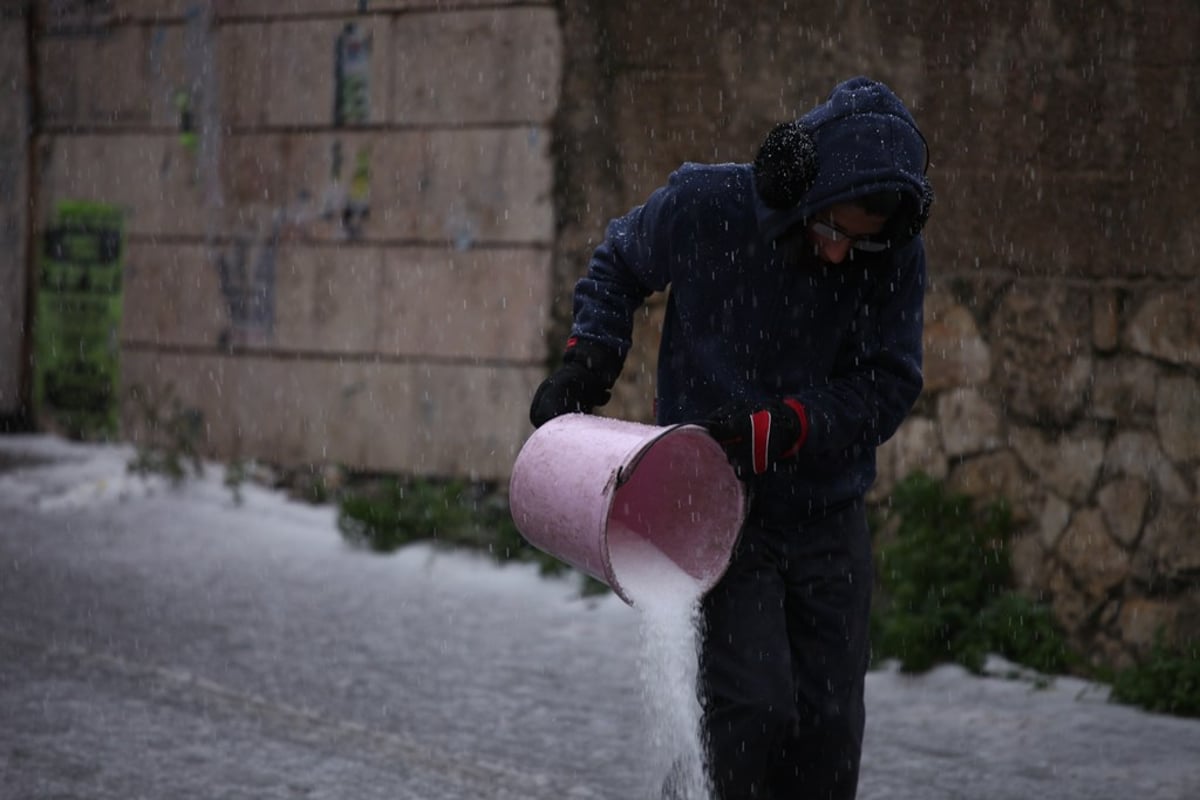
top-left (699, 501), bottom-right (872, 800)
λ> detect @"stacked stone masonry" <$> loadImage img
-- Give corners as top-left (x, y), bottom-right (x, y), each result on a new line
top-left (876, 284), bottom-right (1200, 668)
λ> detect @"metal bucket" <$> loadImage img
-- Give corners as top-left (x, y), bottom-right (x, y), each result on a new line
top-left (509, 414), bottom-right (746, 606)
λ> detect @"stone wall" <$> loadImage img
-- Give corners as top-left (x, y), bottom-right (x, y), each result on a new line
top-left (554, 0), bottom-right (1200, 667)
top-left (22, 0), bottom-right (559, 480)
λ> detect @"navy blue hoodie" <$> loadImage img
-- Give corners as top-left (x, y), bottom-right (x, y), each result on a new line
top-left (570, 77), bottom-right (929, 523)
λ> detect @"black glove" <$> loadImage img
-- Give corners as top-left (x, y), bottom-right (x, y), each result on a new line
top-left (529, 340), bottom-right (622, 428)
top-left (704, 397), bottom-right (808, 477)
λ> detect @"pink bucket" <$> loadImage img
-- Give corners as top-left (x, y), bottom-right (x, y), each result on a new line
top-left (509, 414), bottom-right (746, 606)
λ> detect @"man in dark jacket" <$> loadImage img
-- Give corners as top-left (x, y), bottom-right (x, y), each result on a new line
top-left (529, 76), bottom-right (932, 800)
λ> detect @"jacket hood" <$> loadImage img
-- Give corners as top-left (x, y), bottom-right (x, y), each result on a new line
top-left (753, 76), bottom-right (932, 243)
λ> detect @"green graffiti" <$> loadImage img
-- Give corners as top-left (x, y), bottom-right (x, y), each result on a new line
top-left (34, 201), bottom-right (125, 438)
top-left (334, 22), bottom-right (370, 127)
top-left (174, 89), bottom-right (198, 154)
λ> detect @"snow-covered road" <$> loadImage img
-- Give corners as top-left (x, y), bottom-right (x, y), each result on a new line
top-left (1, 435), bottom-right (1197, 799)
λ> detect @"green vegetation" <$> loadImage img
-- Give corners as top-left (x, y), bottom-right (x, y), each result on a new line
top-left (125, 382), bottom-right (246, 502)
top-left (335, 475), bottom-right (607, 594)
top-left (870, 472), bottom-right (1073, 677)
top-left (126, 382), bottom-right (205, 486)
top-left (1111, 635), bottom-right (1200, 718)
top-left (338, 476), bottom-right (475, 553)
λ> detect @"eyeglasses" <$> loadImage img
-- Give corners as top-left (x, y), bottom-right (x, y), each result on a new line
top-left (809, 219), bottom-right (890, 253)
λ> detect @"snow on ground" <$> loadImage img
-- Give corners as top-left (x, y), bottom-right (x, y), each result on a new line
top-left (1, 434), bottom-right (1198, 800)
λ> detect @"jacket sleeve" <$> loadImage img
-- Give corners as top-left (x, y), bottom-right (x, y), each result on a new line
top-left (791, 239), bottom-right (926, 456)
top-left (569, 173), bottom-right (687, 357)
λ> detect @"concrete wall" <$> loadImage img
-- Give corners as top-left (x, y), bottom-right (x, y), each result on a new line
top-left (27, 0), bottom-right (559, 479)
top-left (554, 0), bottom-right (1200, 668)
top-left (0, 4), bottom-right (29, 421)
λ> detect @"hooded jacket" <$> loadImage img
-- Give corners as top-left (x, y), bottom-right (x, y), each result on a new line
top-left (570, 77), bottom-right (930, 523)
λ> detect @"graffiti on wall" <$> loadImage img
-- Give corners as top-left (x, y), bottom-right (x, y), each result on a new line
top-left (334, 22), bottom-right (371, 127)
top-left (177, 3), bottom-right (219, 187)
top-left (215, 221), bottom-right (280, 349)
top-left (173, 89), bottom-right (199, 155)
top-left (326, 22), bottom-right (373, 238)
top-left (203, 15), bottom-right (379, 341)
top-left (34, 201), bottom-right (124, 437)
top-left (314, 139), bottom-right (371, 240)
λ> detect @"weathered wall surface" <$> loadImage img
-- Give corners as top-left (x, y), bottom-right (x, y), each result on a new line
top-left (26, 0), bottom-right (558, 479)
top-left (554, 1), bottom-right (1200, 667)
top-left (0, 4), bottom-right (30, 420)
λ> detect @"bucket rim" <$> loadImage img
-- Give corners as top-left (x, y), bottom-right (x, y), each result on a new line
top-left (602, 421), bottom-right (746, 603)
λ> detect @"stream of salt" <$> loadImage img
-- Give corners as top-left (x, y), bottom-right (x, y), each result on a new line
top-left (608, 525), bottom-right (711, 800)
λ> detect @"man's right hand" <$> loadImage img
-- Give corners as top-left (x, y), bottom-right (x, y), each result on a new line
top-left (528, 340), bottom-right (623, 428)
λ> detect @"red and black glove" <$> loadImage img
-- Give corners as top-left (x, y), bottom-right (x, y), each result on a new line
top-left (704, 398), bottom-right (809, 477)
top-left (529, 339), bottom-right (623, 428)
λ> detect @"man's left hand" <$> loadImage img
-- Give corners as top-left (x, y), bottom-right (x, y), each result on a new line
top-left (704, 398), bottom-right (808, 477)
